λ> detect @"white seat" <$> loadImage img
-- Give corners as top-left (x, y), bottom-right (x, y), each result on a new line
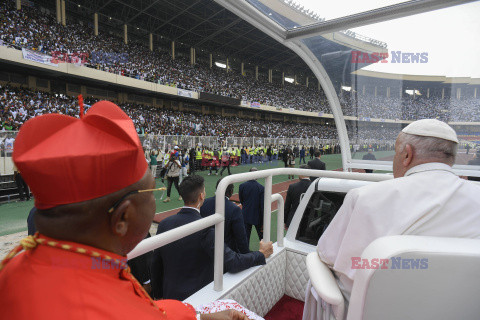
top-left (305, 235), bottom-right (480, 320)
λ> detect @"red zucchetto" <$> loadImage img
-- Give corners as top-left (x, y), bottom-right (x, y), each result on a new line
top-left (12, 100), bottom-right (147, 209)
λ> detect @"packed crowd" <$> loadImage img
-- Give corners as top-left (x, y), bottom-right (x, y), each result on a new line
top-left (0, 85), bottom-right (338, 139)
top-left (0, 2), bottom-right (329, 112)
top-left (340, 92), bottom-right (480, 122)
top-left (2, 2), bottom-right (478, 123)
top-left (0, 85), bottom-right (403, 144)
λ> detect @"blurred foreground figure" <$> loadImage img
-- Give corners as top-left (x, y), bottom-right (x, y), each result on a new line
top-left (304, 119), bottom-right (480, 320)
top-left (0, 101), bottom-right (247, 320)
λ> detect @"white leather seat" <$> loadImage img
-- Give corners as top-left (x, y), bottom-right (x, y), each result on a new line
top-left (305, 235), bottom-right (480, 320)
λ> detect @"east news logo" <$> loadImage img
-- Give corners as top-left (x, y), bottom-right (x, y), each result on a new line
top-left (351, 51), bottom-right (429, 64)
top-left (351, 257), bottom-right (429, 269)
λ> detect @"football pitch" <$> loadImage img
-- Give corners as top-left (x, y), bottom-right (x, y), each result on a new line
top-left (0, 151), bottom-right (395, 238)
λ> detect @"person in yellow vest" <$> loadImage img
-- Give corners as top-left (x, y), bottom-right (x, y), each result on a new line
top-left (195, 148), bottom-right (202, 171)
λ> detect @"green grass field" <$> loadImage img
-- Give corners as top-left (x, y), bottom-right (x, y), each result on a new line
top-left (0, 151), bottom-right (395, 238)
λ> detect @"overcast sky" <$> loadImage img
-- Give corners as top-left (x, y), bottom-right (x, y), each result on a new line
top-left (295, 0), bottom-right (480, 78)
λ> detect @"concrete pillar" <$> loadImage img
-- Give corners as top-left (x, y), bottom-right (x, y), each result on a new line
top-left (387, 87), bottom-right (390, 98)
top-left (209, 53), bottom-right (213, 68)
top-left (268, 69), bottom-right (272, 83)
top-left (226, 58), bottom-right (229, 72)
top-left (27, 76), bottom-right (35, 90)
top-left (427, 88), bottom-right (430, 98)
top-left (362, 85), bottom-right (365, 95)
top-left (171, 41), bottom-right (175, 60)
top-left (442, 88), bottom-right (445, 99)
top-left (190, 47), bottom-right (195, 65)
top-left (475, 88), bottom-right (477, 99)
top-left (241, 62), bottom-right (244, 76)
top-left (80, 85), bottom-right (87, 97)
top-left (16, 0), bottom-right (21, 10)
top-left (306, 76), bottom-right (309, 88)
top-left (123, 24), bottom-right (128, 44)
top-left (149, 33), bottom-right (153, 51)
top-left (61, 0), bottom-right (66, 26)
top-left (255, 66), bottom-right (259, 80)
top-left (457, 88), bottom-right (461, 100)
top-left (282, 71), bottom-right (284, 85)
top-left (374, 86), bottom-right (377, 97)
top-left (94, 13), bottom-right (99, 36)
top-left (56, 0), bottom-right (61, 23)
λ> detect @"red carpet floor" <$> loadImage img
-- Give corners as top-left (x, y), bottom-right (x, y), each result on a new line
top-left (264, 295), bottom-right (304, 320)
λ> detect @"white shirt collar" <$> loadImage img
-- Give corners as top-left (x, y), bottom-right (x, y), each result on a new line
top-left (405, 162), bottom-right (453, 177)
top-left (182, 206), bottom-right (200, 213)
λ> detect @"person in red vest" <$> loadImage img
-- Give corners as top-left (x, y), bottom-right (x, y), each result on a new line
top-left (0, 100), bottom-right (246, 320)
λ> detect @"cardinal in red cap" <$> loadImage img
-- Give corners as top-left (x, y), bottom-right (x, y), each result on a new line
top-left (0, 101), bottom-right (247, 320)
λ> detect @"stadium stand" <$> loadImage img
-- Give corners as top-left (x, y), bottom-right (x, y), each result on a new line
top-left (3, 1), bottom-right (478, 123)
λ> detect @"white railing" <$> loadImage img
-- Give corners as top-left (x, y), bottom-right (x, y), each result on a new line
top-left (127, 168), bottom-right (392, 291)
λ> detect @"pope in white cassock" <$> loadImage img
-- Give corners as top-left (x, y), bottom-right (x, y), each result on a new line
top-left (303, 119), bottom-right (480, 320)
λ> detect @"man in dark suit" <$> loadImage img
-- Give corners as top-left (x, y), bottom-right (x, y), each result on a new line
top-left (239, 168), bottom-right (264, 242)
top-left (307, 150), bottom-right (326, 181)
top-left (151, 175), bottom-right (273, 301)
top-left (284, 164), bottom-right (312, 229)
top-left (362, 149), bottom-right (377, 173)
top-left (200, 179), bottom-right (249, 253)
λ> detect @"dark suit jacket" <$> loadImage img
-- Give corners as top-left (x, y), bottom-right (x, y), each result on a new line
top-left (307, 158), bottom-right (326, 181)
top-left (200, 196), bottom-right (249, 254)
top-left (128, 233), bottom-right (152, 284)
top-left (151, 208), bottom-right (265, 301)
top-left (284, 179), bottom-right (312, 227)
top-left (27, 207), bottom-right (36, 236)
top-left (239, 180), bottom-right (265, 226)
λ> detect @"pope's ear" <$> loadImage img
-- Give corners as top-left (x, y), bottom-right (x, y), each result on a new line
top-left (403, 144), bottom-right (414, 167)
top-left (110, 200), bottom-right (132, 237)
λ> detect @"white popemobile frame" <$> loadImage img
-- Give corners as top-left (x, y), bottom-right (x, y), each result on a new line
top-left (128, 169), bottom-right (391, 291)
top-left (213, 0), bottom-right (479, 177)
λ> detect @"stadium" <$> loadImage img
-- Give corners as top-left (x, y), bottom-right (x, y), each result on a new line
top-left (0, 0), bottom-right (479, 319)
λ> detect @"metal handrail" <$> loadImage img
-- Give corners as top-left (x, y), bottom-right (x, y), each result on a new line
top-left (127, 168), bottom-right (392, 291)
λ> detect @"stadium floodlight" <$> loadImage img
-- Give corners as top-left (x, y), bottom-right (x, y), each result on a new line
top-left (215, 62), bottom-right (227, 69)
top-left (284, 77), bottom-right (294, 83)
top-left (405, 89), bottom-right (421, 96)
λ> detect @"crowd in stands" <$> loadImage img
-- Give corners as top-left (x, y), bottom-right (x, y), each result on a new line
top-left (340, 92), bottom-right (480, 122)
top-left (1, 2), bottom-right (479, 125)
top-left (0, 2), bottom-right (329, 113)
top-left (0, 85), bottom-right (403, 144)
top-left (0, 85), bottom-right (338, 139)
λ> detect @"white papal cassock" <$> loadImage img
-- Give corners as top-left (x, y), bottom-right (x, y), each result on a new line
top-left (303, 162), bottom-right (480, 320)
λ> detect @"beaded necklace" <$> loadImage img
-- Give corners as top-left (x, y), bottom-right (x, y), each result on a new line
top-left (0, 233), bottom-right (166, 316)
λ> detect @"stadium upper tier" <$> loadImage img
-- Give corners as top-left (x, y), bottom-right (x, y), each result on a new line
top-left (0, 85), bottom-right (401, 143)
top-left (1, 2), bottom-right (479, 123)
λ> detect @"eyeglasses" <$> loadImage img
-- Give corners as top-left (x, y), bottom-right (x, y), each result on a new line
top-left (108, 187), bottom-right (166, 213)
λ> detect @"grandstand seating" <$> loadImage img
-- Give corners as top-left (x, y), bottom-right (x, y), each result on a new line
top-left (1, 2), bottom-right (479, 122)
